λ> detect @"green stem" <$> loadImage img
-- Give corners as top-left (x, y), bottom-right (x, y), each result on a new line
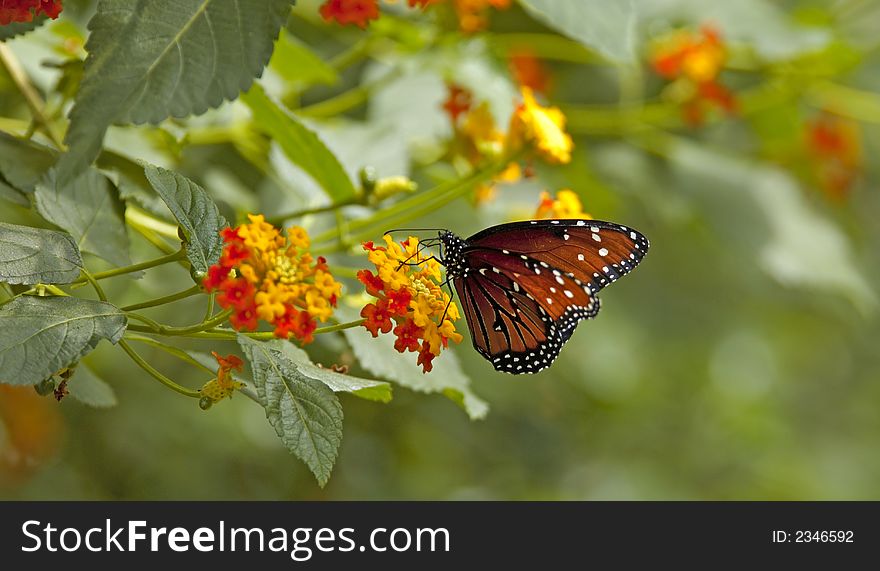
top-left (121, 285), bottom-right (202, 312)
top-left (328, 36), bottom-right (374, 71)
top-left (297, 68), bottom-right (403, 118)
top-left (202, 292), bottom-right (215, 322)
top-left (127, 308), bottom-right (234, 336)
top-left (72, 250), bottom-right (186, 285)
top-left (125, 205), bottom-right (182, 239)
top-left (80, 270), bottom-right (107, 302)
top-left (118, 340), bottom-right (201, 398)
top-left (124, 333), bottom-right (215, 374)
top-left (0, 44), bottom-right (64, 148)
top-left (126, 311), bottom-right (165, 331)
top-left (265, 197), bottom-right (362, 226)
top-left (126, 319), bottom-right (365, 340)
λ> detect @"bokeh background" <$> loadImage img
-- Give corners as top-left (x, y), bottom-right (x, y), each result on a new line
top-left (2, 0), bottom-right (879, 499)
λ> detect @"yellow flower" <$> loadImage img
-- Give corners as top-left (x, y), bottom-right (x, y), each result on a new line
top-left (534, 189), bottom-right (591, 219)
top-left (509, 87), bottom-right (573, 164)
top-left (199, 352), bottom-right (245, 405)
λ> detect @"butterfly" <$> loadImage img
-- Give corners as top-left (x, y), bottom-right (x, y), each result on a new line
top-left (435, 219), bottom-right (649, 374)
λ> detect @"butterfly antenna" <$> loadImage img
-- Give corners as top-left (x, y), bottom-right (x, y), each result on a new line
top-left (384, 227), bottom-right (448, 236)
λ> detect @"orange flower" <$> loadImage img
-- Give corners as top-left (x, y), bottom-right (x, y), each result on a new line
top-left (508, 87), bottom-right (573, 164)
top-left (453, 0), bottom-right (510, 33)
top-left (534, 189), bottom-right (591, 219)
top-left (0, 0), bottom-right (62, 25)
top-left (319, 0), bottom-right (379, 28)
top-left (441, 83), bottom-right (473, 124)
top-left (509, 49), bottom-right (551, 94)
top-left (650, 25), bottom-right (736, 125)
top-left (204, 215), bottom-right (342, 343)
top-left (199, 352), bottom-right (246, 404)
top-left (806, 112), bottom-right (862, 200)
top-left (359, 235), bottom-right (462, 373)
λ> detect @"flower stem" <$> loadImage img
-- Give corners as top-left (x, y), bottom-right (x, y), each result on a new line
top-left (126, 308), bottom-right (234, 336)
top-left (124, 333), bottom-right (215, 374)
top-left (80, 270), bottom-right (108, 302)
top-left (72, 249), bottom-right (186, 285)
top-left (126, 319), bottom-right (366, 340)
top-left (125, 205), bottom-right (182, 239)
top-left (118, 340), bottom-right (201, 398)
top-left (120, 285), bottom-right (202, 312)
top-left (0, 44), bottom-right (64, 148)
top-left (265, 197), bottom-right (362, 226)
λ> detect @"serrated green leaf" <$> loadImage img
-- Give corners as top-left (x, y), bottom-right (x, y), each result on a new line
top-left (275, 342), bottom-right (392, 403)
top-left (270, 31), bottom-right (339, 88)
top-left (339, 308), bottom-right (488, 419)
top-left (0, 222), bottom-right (83, 285)
top-left (55, 0), bottom-right (295, 181)
top-left (0, 16), bottom-right (48, 41)
top-left (242, 83), bottom-right (358, 203)
top-left (518, 0), bottom-right (637, 63)
top-left (35, 169), bottom-right (132, 268)
top-left (238, 335), bottom-right (343, 487)
top-left (143, 163), bottom-right (226, 277)
top-left (0, 296), bottom-right (126, 386)
top-left (67, 363), bottom-right (118, 408)
top-left (0, 132), bottom-right (56, 192)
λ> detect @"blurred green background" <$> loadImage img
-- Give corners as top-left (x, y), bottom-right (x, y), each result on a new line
top-left (1, 0), bottom-right (879, 499)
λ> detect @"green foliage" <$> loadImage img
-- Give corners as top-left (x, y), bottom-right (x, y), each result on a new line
top-left (270, 31), bottom-right (339, 88)
top-left (35, 169), bottom-right (132, 267)
top-left (0, 16), bottom-right (47, 42)
top-left (0, 133), bottom-right (55, 192)
top-left (242, 84), bottom-right (359, 203)
top-left (238, 335), bottom-right (344, 487)
top-left (67, 363), bottom-right (118, 408)
top-left (519, 0), bottom-right (637, 62)
top-left (0, 223), bottom-right (83, 285)
top-left (143, 163), bottom-right (227, 277)
top-left (0, 296), bottom-right (126, 386)
top-left (56, 0), bottom-right (295, 181)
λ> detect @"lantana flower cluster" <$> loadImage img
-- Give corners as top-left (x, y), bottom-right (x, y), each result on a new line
top-left (442, 83), bottom-right (573, 203)
top-left (534, 189), bottom-right (591, 220)
top-left (358, 235), bottom-right (463, 373)
top-left (650, 25), bottom-right (737, 125)
top-left (204, 215), bottom-right (342, 344)
top-left (805, 111), bottom-right (862, 201)
top-left (319, 0), bottom-right (510, 32)
top-left (199, 352), bottom-right (245, 405)
top-left (0, 0), bottom-right (62, 25)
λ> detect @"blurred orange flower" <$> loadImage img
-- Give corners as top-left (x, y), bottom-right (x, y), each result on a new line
top-left (650, 25), bottom-right (736, 125)
top-left (534, 189), bottom-right (591, 219)
top-left (806, 112), bottom-right (863, 200)
top-left (509, 49), bottom-right (552, 94)
top-left (0, 385), bottom-right (62, 482)
top-left (0, 0), bottom-right (62, 25)
top-left (319, 0), bottom-right (380, 28)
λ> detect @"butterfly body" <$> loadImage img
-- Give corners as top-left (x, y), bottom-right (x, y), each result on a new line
top-left (438, 219), bottom-right (649, 374)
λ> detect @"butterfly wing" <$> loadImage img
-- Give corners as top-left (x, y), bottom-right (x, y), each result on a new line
top-left (454, 219), bottom-right (648, 374)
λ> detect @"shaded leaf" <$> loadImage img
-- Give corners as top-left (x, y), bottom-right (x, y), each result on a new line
top-left (0, 296), bottom-right (126, 386)
top-left (67, 363), bottom-right (118, 408)
top-left (143, 163), bottom-right (226, 277)
top-left (238, 335), bottom-right (343, 487)
top-left (0, 132), bottom-right (56, 192)
top-left (339, 308), bottom-right (488, 419)
top-left (270, 31), bottom-right (339, 88)
top-left (56, 0), bottom-right (295, 181)
top-left (35, 169), bottom-right (132, 268)
top-left (242, 84), bottom-right (358, 203)
top-left (0, 178), bottom-right (29, 207)
top-left (276, 342), bottom-right (392, 403)
top-left (519, 0), bottom-right (637, 63)
top-left (0, 222), bottom-right (83, 285)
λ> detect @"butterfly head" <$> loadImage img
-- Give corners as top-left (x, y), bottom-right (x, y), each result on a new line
top-left (438, 230), bottom-right (468, 279)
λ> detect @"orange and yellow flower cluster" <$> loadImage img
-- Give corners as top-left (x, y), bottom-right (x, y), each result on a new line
top-left (358, 235), bottom-right (463, 373)
top-left (0, 0), bottom-right (62, 25)
top-left (806, 112), bottom-right (862, 201)
top-left (319, 0), bottom-right (509, 32)
top-left (534, 189), bottom-right (591, 220)
top-left (442, 83), bottom-right (573, 203)
top-left (199, 352), bottom-right (246, 404)
top-left (204, 215), bottom-right (342, 344)
top-left (650, 25), bottom-right (736, 125)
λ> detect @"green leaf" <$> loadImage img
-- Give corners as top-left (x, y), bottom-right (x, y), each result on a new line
top-left (0, 222), bottom-right (83, 285)
top-left (0, 296), bottom-right (127, 386)
top-left (35, 169), bottom-right (132, 268)
top-left (143, 163), bottom-right (227, 277)
top-left (0, 16), bottom-right (48, 41)
top-left (270, 31), bottom-right (339, 88)
top-left (275, 342), bottom-right (392, 403)
top-left (67, 363), bottom-right (118, 408)
top-left (0, 178), bottom-right (29, 207)
top-left (237, 335), bottom-right (344, 487)
top-left (339, 308), bottom-right (488, 419)
top-left (518, 0), bottom-right (637, 63)
top-left (56, 0), bottom-right (295, 181)
top-left (0, 132), bottom-right (56, 192)
top-left (242, 83), bottom-right (358, 203)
